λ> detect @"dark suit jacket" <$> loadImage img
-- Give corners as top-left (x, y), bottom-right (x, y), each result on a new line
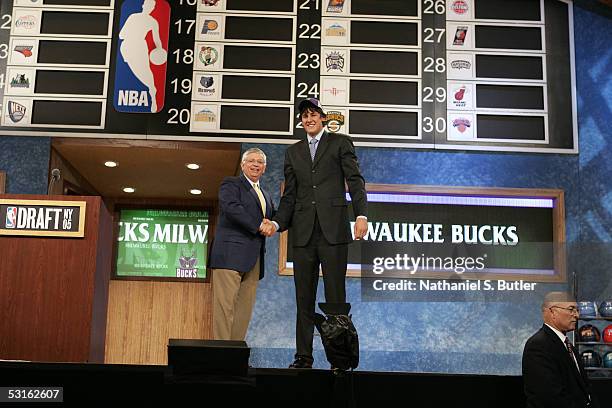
top-left (273, 131), bottom-right (367, 247)
top-left (522, 325), bottom-right (597, 408)
top-left (209, 174), bottom-right (274, 279)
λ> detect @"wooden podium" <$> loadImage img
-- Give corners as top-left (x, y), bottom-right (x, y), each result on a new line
top-left (0, 195), bottom-right (112, 363)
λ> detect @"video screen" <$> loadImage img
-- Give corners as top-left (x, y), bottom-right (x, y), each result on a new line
top-left (115, 208), bottom-right (209, 280)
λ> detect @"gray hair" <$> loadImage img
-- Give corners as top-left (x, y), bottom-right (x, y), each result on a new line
top-left (541, 291), bottom-right (575, 311)
top-left (241, 148), bottom-right (267, 164)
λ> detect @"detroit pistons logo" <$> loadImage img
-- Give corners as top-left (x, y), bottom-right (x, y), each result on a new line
top-left (113, 0), bottom-right (170, 113)
top-left (451, 1), bottom-right (469, 15)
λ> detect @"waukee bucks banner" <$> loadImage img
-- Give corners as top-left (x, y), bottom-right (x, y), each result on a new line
top-left (116, 209), bottom-right (209, 279)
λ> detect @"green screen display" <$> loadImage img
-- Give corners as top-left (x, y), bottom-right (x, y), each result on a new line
top-left (116, 209), bottom-right (208, 279)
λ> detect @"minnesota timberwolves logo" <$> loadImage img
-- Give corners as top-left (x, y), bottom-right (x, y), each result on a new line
top-left (113, 0), bottom-right (170, 113)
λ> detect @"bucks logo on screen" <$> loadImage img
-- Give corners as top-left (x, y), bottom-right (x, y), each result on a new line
top-left (113, 0), bottom-right (170, 113)
top-left (177, 250), bottom-right (198, 278)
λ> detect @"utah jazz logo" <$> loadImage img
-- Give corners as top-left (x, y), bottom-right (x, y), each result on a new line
top-left (113, 0), bottom-right (170, 113)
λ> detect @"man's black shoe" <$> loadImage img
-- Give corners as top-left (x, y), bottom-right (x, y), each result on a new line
top-left (288, 358), bottom-right (313, 369)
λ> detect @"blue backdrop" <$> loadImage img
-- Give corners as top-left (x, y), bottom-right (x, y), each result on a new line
top-left (0, 5), bottom-right (610, 374)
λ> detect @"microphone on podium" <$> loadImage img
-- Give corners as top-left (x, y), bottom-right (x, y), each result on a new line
top-left (48, 168), bottom-right (61, 195)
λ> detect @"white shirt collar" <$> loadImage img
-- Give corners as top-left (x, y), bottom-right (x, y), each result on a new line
top-left (545, 323), bottom-right (568, 344)
top-left (243, 174), bottom-right (260, 189)
top-left (308, 128), bottom-right (325, 144)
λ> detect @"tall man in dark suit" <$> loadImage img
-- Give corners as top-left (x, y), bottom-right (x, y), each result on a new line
top-left (263, 98), bottom-right (368, 368)
top-left (522, 291), bottom-right (599, 408)
top-left (210, 148), bottom-right (274, 341)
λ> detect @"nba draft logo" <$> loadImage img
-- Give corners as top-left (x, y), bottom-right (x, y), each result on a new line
top-left (114, 0), bottom-right (170, 113)
top-left (5, 207), bottom-right (17, 229)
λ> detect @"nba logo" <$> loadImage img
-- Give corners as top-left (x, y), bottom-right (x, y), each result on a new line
top-left (113, 0), bottom-right (170, 113)
top-left (5, 207), bottom-right (17, 229)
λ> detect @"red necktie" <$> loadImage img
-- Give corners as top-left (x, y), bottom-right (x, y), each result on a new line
top-left (564, 337), bottom-right (580, 372)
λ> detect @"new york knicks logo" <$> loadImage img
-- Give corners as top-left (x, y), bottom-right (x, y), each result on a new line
top-left (113, 0), bottom-right (170, 113)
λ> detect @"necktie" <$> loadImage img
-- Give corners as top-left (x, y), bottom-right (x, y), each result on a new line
top-left (309, 138), bottom-right (318, 161)
top-left (564, 337), bottom-right (580, 372)
top-left (253, 183), bottom-right (266, 216)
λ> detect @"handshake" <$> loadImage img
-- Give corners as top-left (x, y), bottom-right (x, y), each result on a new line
top-left (259, 218), bottom-right (278, 237)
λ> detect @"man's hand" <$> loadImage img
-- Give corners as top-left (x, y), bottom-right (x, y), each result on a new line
top-left (259, 219), bottom-right (278, 237)
top-left (354, 217), bottom-right (368, 240)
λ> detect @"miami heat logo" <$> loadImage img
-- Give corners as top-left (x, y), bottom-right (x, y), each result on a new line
top-left (455, 87), bottom-right (466, 101)
top-left (113, 0), bottom-right (170, 113)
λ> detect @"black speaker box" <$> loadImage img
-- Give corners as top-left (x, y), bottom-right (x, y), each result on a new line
top-left (168, 339), bottom-right (250, 376)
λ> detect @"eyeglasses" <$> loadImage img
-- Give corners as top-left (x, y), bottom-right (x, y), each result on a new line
top-left (550, 305), bottom-right (579, 314)
top-left (244, 159), bottom-right (265, 165)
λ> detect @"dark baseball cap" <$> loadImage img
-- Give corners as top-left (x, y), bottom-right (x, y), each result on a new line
top-left (298, 98), bottom-right (325, 115)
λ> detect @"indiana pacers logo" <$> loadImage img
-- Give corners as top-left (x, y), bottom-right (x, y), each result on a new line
top-left (114, 0), bottom-right (170, 113)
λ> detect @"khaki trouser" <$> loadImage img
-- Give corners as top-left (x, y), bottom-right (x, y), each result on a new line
top-left (212, 258), bottom-right (260, 341)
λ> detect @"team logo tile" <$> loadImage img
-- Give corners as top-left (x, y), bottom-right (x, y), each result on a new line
top-left (6, 69), bottom-right (34, 96)
top-left (2, 98), bottom-right (32, 127)
top-left (451, 0), bottom-right (469, 15)
top-left (10, 74), bottom-right (30, 89)
top-left (194, 108), bottom-right (216, 122)
top-left (197, 14), bottom-right (222, 40)
top-left (447, 113), bottom-right (475, 140)
top-left (14, 15), bottom-right (37, 31)
top-left (113, 0), bottom-right (171, 114)
top-left (321, 77), bottom-right (348, 105)
top-left (453, 117), bottom-right (471, 133)
top-left (191, 104), bottom-right (219, 131)
top-left (447, 83), bottom-right (473, 110)
top-left (194, 73), bottom-right (219, 99)
top-left (200, 76), bottom-right (214, 88)
top-left (14, 45), bottom-right (33, 58)
top-left (448, 0), bottom-right (471, 19)
top-left (327, 0), bottom-right (345, 13)
top-left (8, 101), bottom-right (27, 123)
top-left (199, 0), bottom-right (223, 11)
top-left (199, 46), bottom-right (219, 66)
top-left (447, 53), bottom-right (474, 80)
top-left (326, 23), bottom-right (346, 37)
top-left (453, 26), bottom-right (468, 46)
top-left (325, 110), bottom-right (345, 133)
top-left (201, 19), bottom-right (219, 34)
top-left (451, 60), bottom-right (471, 70)
top-left (325, 51), bottom-right (345, 73)
top-left (446, 0), bottom-right (471, 20)
top-left (322, 20), bottom-right (349, 46)
top-left (9, 41), bottom-right (37, 65)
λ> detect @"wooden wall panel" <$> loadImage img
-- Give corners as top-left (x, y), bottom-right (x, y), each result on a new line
top-left (104, 280), bottom-right (213, 365)
top-left (0, 195), bottom-right (111, 363)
